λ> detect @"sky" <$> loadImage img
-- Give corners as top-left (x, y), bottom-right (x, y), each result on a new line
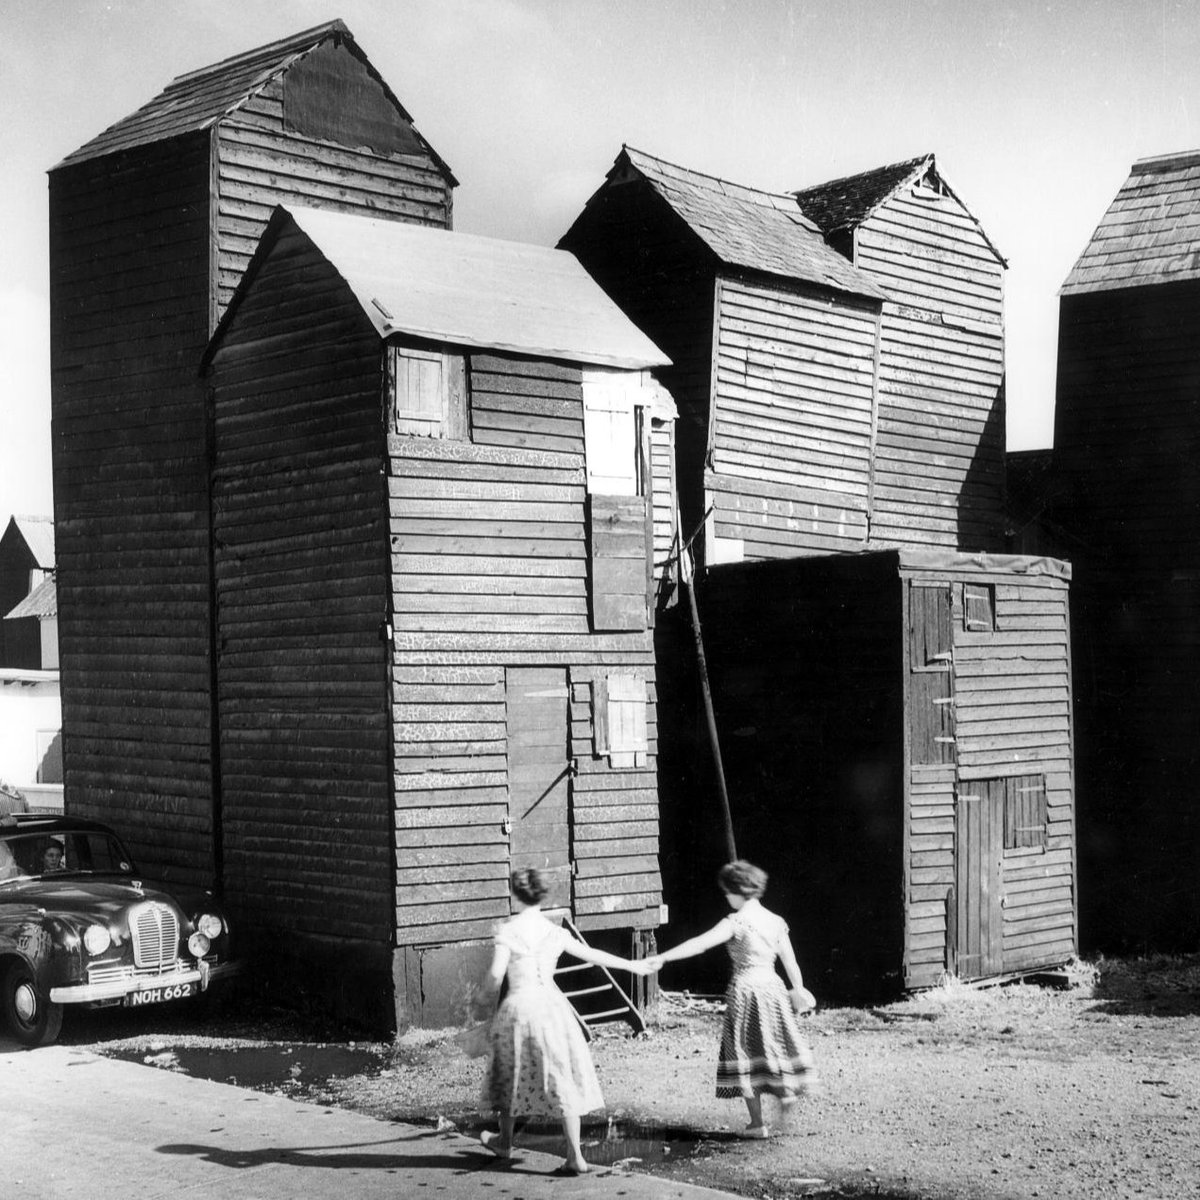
top-left (3, 0), bottom-right (1199, 524)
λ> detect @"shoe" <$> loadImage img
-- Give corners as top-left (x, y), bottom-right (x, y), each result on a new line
top-left (553, 1162), bottom-right (590, 1176)
top-left (741, 1124), bottom-right (770, 1139)
top-left (480, 1131), bottom-right (514, 1160)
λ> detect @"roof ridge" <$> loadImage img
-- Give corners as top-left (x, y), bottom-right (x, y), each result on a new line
top-left (792, 152), bottom-right (933, 196)
top-left (1131, 149), bottom-right (1200, 175)
top-left (170, 19), bottom-right (348, 87)
top-left (622, 144), bottom-right (800, 204)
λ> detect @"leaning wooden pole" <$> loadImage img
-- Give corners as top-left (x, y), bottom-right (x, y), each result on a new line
top-left (679, 541), bottom-right (737, 863)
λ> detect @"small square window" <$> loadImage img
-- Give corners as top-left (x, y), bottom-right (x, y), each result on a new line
top-left (388, 345), bottom-right (468, 439)
top-left (962, 583), bottom-right (995, 632)
top-left (1003, 775), bottom-right (1047, 850)
top-left (592, 673), bottom-right (648, 769)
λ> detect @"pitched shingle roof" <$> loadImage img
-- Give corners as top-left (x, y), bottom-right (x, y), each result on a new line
top-left (794, 153), bottom-right (1005, 265)
top-left (1061, 151), bottom-right (1200, 295)
top-left (616, 147), bottom-right (884, 302)
top-left (4, 575), bottom-right (56, 621)
top-left (792, 155), bottom-right (932, 233)
top-left (5, 517), bottom-right (55, 570)
top-left (211, 205), bottom-right (671, 371)
top-left (54, 20), bottom-right (455, 183)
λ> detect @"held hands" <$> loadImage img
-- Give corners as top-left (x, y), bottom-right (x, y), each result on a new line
top-left (629, 954), bottom-right (664, 976)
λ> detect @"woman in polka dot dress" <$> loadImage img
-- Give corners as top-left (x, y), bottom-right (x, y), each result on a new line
top-left (647, 860), bottom-right (818, 1138)
top-left (477, 867), bottom-right (648, 1175)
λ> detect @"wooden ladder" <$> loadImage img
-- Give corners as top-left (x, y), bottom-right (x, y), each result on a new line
top-left (555, 916), bottom-right (647, 1039)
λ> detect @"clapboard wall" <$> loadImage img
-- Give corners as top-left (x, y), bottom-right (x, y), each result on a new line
top-left (388, 353), bottom-right (661, 947)
top-left (207, 225), bottom-right (393, 1004)
top-left (50, 135), bottom-right (217, 886)
top-left (49, 32), bottom-right (452, 889)
top-left (853, 182), bottom-right (1006, 551)
top-left (901, 558), bottom-right (1075, 987)
top-left (707, 276), bottom-right (882, 557)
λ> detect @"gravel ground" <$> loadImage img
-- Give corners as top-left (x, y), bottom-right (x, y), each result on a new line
top-left (71, 954), bottom-right (1200, 1200)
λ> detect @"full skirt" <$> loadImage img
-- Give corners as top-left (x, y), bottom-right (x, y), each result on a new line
top-left (716, 969), bottom-right (817, 1099)
top-left (483, 984), bottom-right (604, 1118)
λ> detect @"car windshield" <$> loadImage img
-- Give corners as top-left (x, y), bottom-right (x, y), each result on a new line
top-left (0, 830), bottom-right (135, 882)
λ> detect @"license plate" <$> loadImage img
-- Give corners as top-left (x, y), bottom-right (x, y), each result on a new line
top-left (127, 981), bottom-right (197, 1006)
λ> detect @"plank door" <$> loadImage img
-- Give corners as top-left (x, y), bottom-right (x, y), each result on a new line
top-left (954, 781), bottom-right (1003, 979)
top-left (506, 667), bottom-right (572, 911)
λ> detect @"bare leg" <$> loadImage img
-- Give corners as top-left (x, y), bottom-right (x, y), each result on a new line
top-left (743, 1094), bottom-right (767, 1136)
top-left (561, 1113), bottom-right (589, 1173)
top-left (499, 1114), bottom-right (515, 1149)
top-left (481, 1113), bottom-right (516, 1158)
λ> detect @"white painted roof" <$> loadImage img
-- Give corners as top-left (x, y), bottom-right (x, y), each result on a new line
top-left (281, 205), bottom-right (670, 370)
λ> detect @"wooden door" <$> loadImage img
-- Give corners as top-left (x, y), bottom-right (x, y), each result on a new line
top-left (506, 667), bottom-right (572, 911)
top-left (954, 781), bottom-right (1003, 979)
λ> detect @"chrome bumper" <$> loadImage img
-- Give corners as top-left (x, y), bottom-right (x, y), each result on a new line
top-left (50, 958), bottom-right (240, 1004)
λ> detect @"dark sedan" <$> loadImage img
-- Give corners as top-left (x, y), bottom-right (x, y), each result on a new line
top-left (0, 814), bottom-right (238, 1046)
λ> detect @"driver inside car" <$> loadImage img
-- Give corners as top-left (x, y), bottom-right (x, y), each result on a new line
top-left (41, 841), bottom-right (65, 873)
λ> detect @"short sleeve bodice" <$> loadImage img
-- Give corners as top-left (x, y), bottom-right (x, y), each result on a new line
top-left (495, 914), bottom-right (568, 991)
top-left (725, 904), bottom-right (787, 974)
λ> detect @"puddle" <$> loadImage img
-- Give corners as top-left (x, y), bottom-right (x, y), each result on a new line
top-left (410, 1112), bottom-right (723, 1167)
top-left (108, 1042), bottom-right (390, 1093)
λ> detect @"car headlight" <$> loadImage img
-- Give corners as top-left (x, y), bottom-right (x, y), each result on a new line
top-left (83, 924), bottom-right (112, 956)
top-left (196, 913), bottom-right (223, 939)
top-left (188, 932), bottom-right (211, 958)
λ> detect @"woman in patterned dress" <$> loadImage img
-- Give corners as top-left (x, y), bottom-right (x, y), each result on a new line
top-left (647, 860), bottom-right (817, 1138)
top-left (476, 867), bottom-right (648, 1175)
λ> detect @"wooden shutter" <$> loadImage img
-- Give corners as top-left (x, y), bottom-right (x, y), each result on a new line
top-left (589, 494), bottom-right (649, 630)
top-left (389, 346), bottom-right (467, 438)
top-left (909, 583), bottom-right (954, 764)
top-left (1004, 775), bottom-right (1048, 849)
top-left (582, 371), bottom-right (638, 495)
top-left (608, 673), bottom-right (648, 769)
top-left (962, 583), bottom-right (995, 632)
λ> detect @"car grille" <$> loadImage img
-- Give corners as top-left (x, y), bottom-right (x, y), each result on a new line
top-left (130, 901), bottom-right (180, 969)
top-left (86, 953), bottom-right (222, 987)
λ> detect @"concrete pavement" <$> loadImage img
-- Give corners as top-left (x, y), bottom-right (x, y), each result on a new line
top-left (0, 1043), bottom-right (738, 1200)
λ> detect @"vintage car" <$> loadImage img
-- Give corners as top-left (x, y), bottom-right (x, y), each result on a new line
top-left (0, 813), bottom-right (238, 1046)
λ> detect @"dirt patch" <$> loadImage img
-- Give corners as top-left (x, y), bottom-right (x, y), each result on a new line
top-left (73, 954), bottom-right (1200, 1200)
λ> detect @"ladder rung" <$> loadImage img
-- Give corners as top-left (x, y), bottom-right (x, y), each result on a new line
top-left (562, 984), bottom-right (610, 998)
top-left (581, 1006), bottom-right (630, 1021)
top-left (554, 963), bottom-right (592, 975)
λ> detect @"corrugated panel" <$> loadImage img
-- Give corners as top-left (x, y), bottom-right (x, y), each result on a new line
top-left (232, 205), bottom-right (670, 370)
top-left (1061, 151), bottom-right (1200, 294)
top-left (619, 146), bottom-right (885, 302)
top-left (3, 575), bottom-right (56, 620)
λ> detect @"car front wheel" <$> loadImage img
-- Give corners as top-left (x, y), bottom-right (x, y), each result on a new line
top-left (2, 962), bottom-right (64, 1047)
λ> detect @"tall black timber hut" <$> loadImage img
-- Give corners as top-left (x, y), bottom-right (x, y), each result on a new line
top-left (48, 22), bottom-right (455, 889)
top-left (1040, 151), bottom-right (1200, 951)
top-left (203, 205), bottom-right (674, 1025)
top-left (561, 148), bottom-right (1075, 995)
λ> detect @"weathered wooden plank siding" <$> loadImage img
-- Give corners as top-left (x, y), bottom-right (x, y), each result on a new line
top-left (650, 418), bottom-right (677, 584)
top-left (389, 353), bottom-right (660, 944)
top-left (709, 277), bottom-right (879, 558)
top-left (210, 230), bottom-right (392, 944)
top-left (215, 67), bottom-right (452, 319)
top-left (50, 134), bottom-right (217, 887)
top-left (858, 186), bottom-right (1006, 551)
top-left (903, 569), bottom-right (1074, 983)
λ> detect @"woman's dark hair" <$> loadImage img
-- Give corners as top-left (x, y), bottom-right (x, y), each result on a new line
top-left (718, 860), bottom-right (768, 898)
top-left (510, 867), bottom-right (550, 905)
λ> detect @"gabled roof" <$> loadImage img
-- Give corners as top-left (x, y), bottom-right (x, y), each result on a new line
top-left (1061, 150), bottom-right (1200, 296)
top-left (794, 153), bottom-right (1006, 266)
top-left (54, 20), bottom-right (455, 183)
top-left (209, 204), bottom-right (671, 371)
top-left (2, 517), bottom-right (55, 570)
top-left (608, 147), bottom-right (884, 302)
top-left (5, 575), bottom-right (56, 622)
